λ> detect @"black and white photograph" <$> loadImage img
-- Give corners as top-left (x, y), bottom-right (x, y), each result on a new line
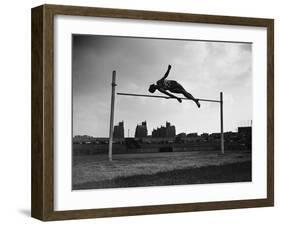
top-left (72, 34), bottom-right (252, 190)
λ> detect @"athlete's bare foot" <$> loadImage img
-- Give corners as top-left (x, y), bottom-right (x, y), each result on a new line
top-left (177, 98), bottom-right (182, 103)
top-left (196, 100), bottom-right (200, 108)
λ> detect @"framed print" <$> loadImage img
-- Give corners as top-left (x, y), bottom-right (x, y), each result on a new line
top-left (31, 4), bottom-right (274, 221)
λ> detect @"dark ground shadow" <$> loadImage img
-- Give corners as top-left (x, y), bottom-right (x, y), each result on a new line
top-left (74, 161), bottom-right (252, 190)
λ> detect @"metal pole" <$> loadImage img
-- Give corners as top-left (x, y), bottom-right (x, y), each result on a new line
top-left (220, 92), bottom-right (224, 154)
top-left (108, 71), bottom-right (116, 161)
top-left (117, 92), bottom-right (220, 103)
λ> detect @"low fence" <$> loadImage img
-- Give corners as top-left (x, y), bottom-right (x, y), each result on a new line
top-left (73, 141), bottom-right (248, 156)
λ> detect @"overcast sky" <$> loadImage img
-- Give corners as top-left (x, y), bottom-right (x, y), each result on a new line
top-left (72, 35), bottom-right (252, 137)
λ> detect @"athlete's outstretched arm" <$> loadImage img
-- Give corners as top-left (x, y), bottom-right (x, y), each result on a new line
top-left (160, 65), bottom-right (172, 80)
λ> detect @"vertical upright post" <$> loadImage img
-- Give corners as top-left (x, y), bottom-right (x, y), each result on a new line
top-left (109, 71), bottom-right (116, 161)
top-left (220, 92), bottom-right (224, 154)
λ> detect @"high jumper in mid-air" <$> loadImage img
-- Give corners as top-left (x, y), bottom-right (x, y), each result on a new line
top-left (148, 65), bottom-right (200, 108)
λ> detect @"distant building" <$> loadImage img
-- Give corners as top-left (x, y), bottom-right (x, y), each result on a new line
top-left (238, 126), bottom-right (252, 136)
top-left (152, 121), bottom-right (176, 138)
top-left (166, 122), bottom-right (176, 137)
top-left (73, 135), bottom-right (94, 144)
top-left (135, 121), bottom-right (148, 138)
top-left (238, 126), bottom-right (252, 149)
top-left (113, 121), bottom-right (124, 138)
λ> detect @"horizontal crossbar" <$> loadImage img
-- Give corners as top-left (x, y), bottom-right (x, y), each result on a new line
top-left (117, 92), bottom-right (221, 103)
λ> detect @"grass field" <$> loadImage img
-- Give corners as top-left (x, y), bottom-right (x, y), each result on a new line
top-left (72, 150), bottom-right (251, 190)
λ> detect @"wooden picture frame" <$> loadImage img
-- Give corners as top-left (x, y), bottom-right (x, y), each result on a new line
top-left (31, 4), bottom-right (274, 221)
